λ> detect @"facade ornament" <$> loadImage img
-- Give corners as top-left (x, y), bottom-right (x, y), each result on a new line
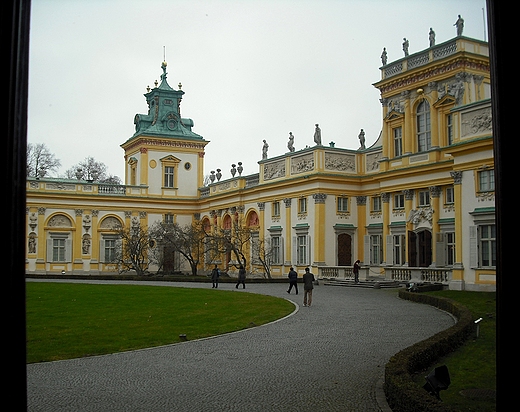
top-left (450, 171), bottom-right (463, 184)
top-left (454, 15), bottom-right (464, 36)
top-left (257, 202), bottom-right (265, 211)
top-left (381, 192), bottom-right (390, 203)
top-left (83, 214), bottom-right (91, 233)
top-left (210, 170), bottom-right (215, 183)
top-left (82, 234), bottom-right (91, 255)
top-left (312, 193), bottom-right (327, 203)
top-left (381, 47), bottom-right (387, 65)
top-left (216, 169), bottom-right (222, 181)
top-left (314, 124), bottom-right (322, 145)
top-left (402, 38), bottom-right (409, 56)
top-left (288, 132), bottom-right (295, 152)
top-left (407, 208), bottom-right (434, 224)
top-left (358, 129), bottom-right (366, 150)
top-left (28, 233), bottom-right (36, 254)
top-left (237, 162), bottom-right (243, 176)
top-left (404, 189), bottom-right (415, 200)
top-left (231, 164), bottom-right (236, 177)
top-left (429, 28), bottom-right (436, 47)
top-left (356, 196), bottom-right (367, 206)
top-left (283, 198), bottom-right (292, 208)
top-left (429, 186), bottom-right (441, 197)
top-left (29, 212), bottom-right (38, 230)
top-left (262, 140), bottom-right (269, 160)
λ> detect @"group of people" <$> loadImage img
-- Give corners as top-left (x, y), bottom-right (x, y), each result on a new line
top-left (210, 260), bottom-right (362, 307)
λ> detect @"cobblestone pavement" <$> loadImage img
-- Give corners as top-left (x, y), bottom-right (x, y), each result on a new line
top-left (27, 279), bottom-right (455, 411)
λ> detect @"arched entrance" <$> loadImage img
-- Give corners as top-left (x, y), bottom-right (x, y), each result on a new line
top-left (337, 233), bottom-right (352, 266)
top-left (408, 230), bottom-right (432, 267)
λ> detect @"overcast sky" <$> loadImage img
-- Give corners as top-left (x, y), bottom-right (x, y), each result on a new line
top-left (28, 0), bottom-right (488, 182)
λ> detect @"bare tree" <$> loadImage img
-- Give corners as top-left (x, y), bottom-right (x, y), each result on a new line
top-left (149, 220), bottom-right (207, 275)
top-left (65, 156), bottom-right (121, 184)
top-left (115, 219), bottom-right (150, 276)
top-left (204, 217), bottom-right (252, 271)
top-left (26, 143), bottom-right (61, 178)
top-left (254, 237), bottom-right (274, 279)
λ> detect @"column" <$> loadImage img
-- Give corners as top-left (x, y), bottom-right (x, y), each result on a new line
top-left (312, 194), bottom-right (327, 266)
top-left (450, 171), bottom-right (464, 289)
top-left (404, 189), bottom-right (414, 265)
top-left (283, 198), bottom-right (292, 265)
top-left (73, 209), bottom-right (83, 273)
top-left (356, 196), bottom-right (367, 264)
top-left (381, 192), bottom-right (390, 264)
top-left (36, 207), bottom-right (46, 272)
top-left (429, 186), bottom-right (441, 266)
top-left (403, 91), bottom-right (413, 155)
top-left (91, 210), bottom-right (99, 273)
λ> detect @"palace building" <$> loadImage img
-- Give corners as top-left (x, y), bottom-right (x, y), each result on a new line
top-left (26, 35), bottom-right (495, 291)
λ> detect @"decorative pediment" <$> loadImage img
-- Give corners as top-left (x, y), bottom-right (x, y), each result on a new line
top-left (434, 94), bottom-right (456, 108)
top-left (160, 155), bottom-right (181, 164)
top-left (385, 110), bottom-right (404, 122)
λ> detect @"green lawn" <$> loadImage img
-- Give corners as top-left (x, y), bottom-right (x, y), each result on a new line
top-left (414, 290), bottom-right (496, 412)
top-left (26, 282), bottom-right (295, 363)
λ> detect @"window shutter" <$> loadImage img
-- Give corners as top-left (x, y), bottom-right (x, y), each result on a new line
top-left (280, 237), bottom-right (284, 264)
top-left (306, 235), bottom-right (311, 265)
top-left (99, 239), bottom-right (106, 263)
top-left (292, 236), bottom-right (297, 265)
top-left (65, 239), bottom-right (72, 262)
top-left (386, 235), bottom-right (394, 265)
top-left (46, 239), bottom-right (53, 262)
top-left (469, 226), bottom-right (478, 268)
top-left (435, 232), bottom-right (446, 267)
top-left (363, 235), bottom-right (370, 265)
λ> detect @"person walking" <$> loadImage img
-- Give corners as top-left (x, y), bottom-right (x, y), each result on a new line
top-left (353, 260), bottom-right (361, 283)
top-left (211, 264), bottom-right (220, 288)
top-left (236, 265), bottom-right (246, 289)
top-left (302, 267), bottom-right (315, 307)
top-left (287, 267), bottom-right (298, 294)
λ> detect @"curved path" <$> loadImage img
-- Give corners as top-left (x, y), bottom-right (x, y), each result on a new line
top-left (27, 279), bottom-right (454, 411)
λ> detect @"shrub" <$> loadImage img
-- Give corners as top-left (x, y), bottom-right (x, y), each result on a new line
top-left (384, 290), bottom-right (474, 412)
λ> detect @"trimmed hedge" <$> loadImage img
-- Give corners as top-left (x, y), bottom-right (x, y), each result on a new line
top-left (384, 289), bottom-right (475, 412)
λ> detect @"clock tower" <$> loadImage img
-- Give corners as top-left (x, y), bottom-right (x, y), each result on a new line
top-left (121, 61), bottom-right (208, 197)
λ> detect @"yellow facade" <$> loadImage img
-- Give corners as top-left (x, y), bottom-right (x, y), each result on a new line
top-left (26, 36), bottom-right (495, 291)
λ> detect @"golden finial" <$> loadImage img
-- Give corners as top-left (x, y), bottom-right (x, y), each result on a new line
top-left (178, 82), bottom-right (182, 90)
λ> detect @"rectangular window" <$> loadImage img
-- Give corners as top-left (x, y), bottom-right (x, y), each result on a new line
top-left (393, 234), bottom-right (406, 265)
top-left (52, 238), bottom-right (66, 262)
top-left (418, 190), bottom-right (430, 206)
top-left (297, 235), bottom-right (308, 265)
top-left (337, 196), bottom-right (348, 212)
top-left (478, 170), bottom-right (495, 192)
top-left (446, 232), bottom-right (455, 266)
top-left (271, 236), bottom-right (281, 264)
top-left (272, 201), bottom-right (280, 217)
top-left (164, 214), bottom-right (174, 224)
top-left (104, 239), bottom-right (117, 263)
top-left (445, 187), bottom-right (454, 204)
top-left (394, 193), bottom-right (405, 209)
top-left (372, 196), bottom-right (382, 212)
top-left (298, 197), bottom-right (307, 214)
top-left (393, 127), bottom-right (403, 157)
top-left (370, 235), bottom-right (383, 265)
top-left (164, 166), bottom-right (175, 188)
top-left (447, 114), bottom-right (453, 145)
top-left (480, 225), bottom-right (496, 267)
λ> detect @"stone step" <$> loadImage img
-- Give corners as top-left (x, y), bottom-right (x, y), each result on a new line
top-left (321, 278), bottom-right (402, 289)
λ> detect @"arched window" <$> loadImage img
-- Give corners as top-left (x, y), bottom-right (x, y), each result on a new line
top-left (416, 100), bottom-right (431, 152)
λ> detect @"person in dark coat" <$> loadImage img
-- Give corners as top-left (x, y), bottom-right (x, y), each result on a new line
top-left (353, 260), bottom-right (361, 283)
top-left (236, 265), bottom-right (246, 289)
top-left (211, 264), bottom-right (220, 288)
top-left (302, 267), bottom-right (315, 307)
top-left (287, 267), bottom-right (298, 294)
